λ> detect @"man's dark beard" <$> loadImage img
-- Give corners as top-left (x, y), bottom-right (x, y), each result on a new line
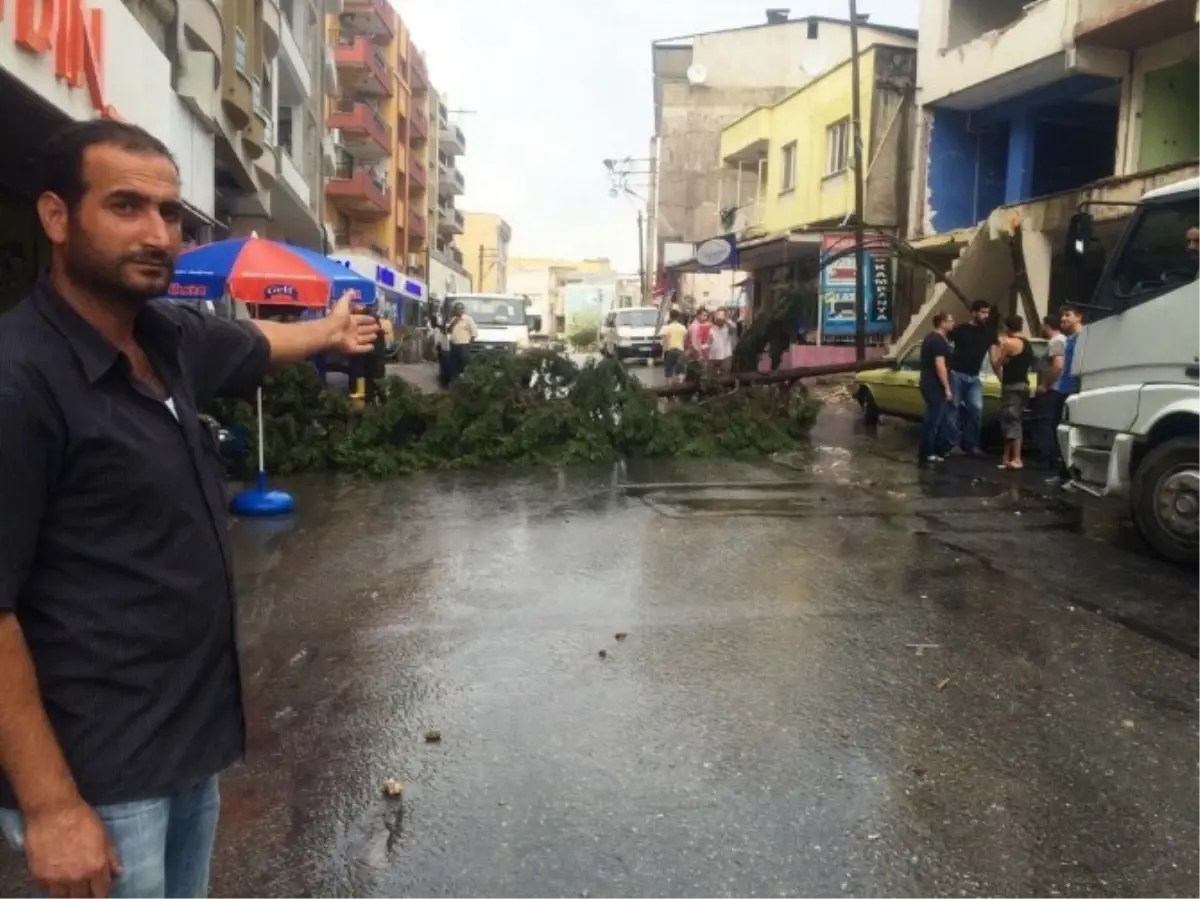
top-left (62, 217), bottom-right (175, 305)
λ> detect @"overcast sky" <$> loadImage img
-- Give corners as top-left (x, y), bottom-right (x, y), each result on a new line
top-left (395, 0), bottom-right (919, 272)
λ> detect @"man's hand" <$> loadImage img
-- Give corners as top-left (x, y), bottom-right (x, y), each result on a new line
top-left (1035, 384), bottom-right (1048, 396)
top-left (944, 387), bottom-right (953, 402)
top-left (325, 291), bottom-right (380, 356)
top-left (24, 799), bottom-right (121, 898)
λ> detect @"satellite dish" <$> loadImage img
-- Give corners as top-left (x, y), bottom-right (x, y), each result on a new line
top-left (799, 46), bottom-right (830, 78)
top-left (686, 63), bottom-right (708, 85)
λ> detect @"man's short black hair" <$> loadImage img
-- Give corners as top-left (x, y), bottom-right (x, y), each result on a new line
top-left (40, 119), bottom-right (176, 210)
top-left (970, 299), bottom-right (990, 313)
top-left (1060, 303), bottom-right (1085, 321)
top-left (1005, 314), bottom-right (1023, 333)
top-left (1041, 314), bottom-right (1060, 330)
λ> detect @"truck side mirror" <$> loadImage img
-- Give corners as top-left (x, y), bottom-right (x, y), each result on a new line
top-left (1064, 210), bottom-right (1094, 261)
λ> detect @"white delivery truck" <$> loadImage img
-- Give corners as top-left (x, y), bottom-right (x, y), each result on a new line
top-left (442, 293), bottom-right (531, 356)
top-left (1057, 176), bottom-right (1199, 564)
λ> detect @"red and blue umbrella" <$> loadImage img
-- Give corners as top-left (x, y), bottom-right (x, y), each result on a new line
top-left (167, 234), bottom-right (376, 307)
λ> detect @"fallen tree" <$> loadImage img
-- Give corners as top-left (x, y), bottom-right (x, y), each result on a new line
top-left (210, 350), bottom-right (823, 478)
top-left (650, 358), bottom-right (888, 398)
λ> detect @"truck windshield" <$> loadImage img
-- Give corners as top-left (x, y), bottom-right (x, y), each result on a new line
top-left (450, 297), bottom-right (525, 326)
top-left (1110, 198), bottom-right (1199, 296)
top-left (615, 308), bottom-right (659, 328)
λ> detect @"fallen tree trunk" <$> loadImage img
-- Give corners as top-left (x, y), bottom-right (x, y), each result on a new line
top-left (648, 358), bottom-right (890, 398)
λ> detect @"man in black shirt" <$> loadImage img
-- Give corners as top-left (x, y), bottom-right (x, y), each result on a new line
top-left (946, 299), bottom-right (995, 456)
top-left (918, 311), bottom-right (956, 466)
top-left (0, 121), bottom-right (379, 898)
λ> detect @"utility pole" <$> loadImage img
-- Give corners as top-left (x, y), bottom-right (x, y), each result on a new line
top-left (849, 0), bottom-right (868, 361)
top-left (636, 210), bottom-right (647, 306)
top-left (478, 244), bottom-right (484, 290)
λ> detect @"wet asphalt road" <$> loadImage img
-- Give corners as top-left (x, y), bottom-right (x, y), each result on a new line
top-left (1, 379), bottom-right (1197, 897)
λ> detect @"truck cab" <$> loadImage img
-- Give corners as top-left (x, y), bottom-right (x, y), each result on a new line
top-left (442, 293), bottom-right (531, 355)
top-left (1058, 177), bottom-right (1199, 563)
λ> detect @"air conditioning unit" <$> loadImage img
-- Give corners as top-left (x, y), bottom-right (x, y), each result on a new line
top-left (407, 253), bottom-right (423, 269)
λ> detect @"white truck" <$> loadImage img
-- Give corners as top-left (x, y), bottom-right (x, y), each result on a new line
top-left (442, 293), bottom-right (531, 355)
top-left (1058, 176), bottom-right (1199, 564)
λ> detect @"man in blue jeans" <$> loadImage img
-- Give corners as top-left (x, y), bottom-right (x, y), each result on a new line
top-left (917, 312), bottom-right (956, 467)
top-left (0, 121), bottom-right (379, 897)
top-left (946, 299), bottom-right (996, 456)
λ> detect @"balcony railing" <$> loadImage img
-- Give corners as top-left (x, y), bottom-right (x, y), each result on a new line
top-left (327, 99), bottom-right (392, 154)
top-left (408, 210), bottom-right (427, 240)
top-left (409, 157), bottom-right (426, 190)
top-left (409, 110), bottom-right (428, 141)
top-left (342, 0), bottom-right (396, 39)
top-left (439, 122), bottom-right (465, 155)
top-left (327, 163), bottom-right (391, 214)
top-left (410, 49), bottom-right (428, 90)
top-left (331, 29), bottom-right (392, 96)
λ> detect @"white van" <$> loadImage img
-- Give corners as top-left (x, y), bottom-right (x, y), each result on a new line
top-left (600, 307), bottom-right (661, 363)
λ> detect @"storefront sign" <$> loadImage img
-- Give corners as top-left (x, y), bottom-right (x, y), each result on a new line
top-left (8, 0), bottom-right (110, 115)
top-left (818, 232), bottom-right (893, 338)
top-left (331, 252), bottom-right (426, 303)
top-left (695, 235), bottom-right (737, 269)
top-left (2, 0), bottom-right (172, 141)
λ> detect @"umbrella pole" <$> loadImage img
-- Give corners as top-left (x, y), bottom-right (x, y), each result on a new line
top-left (255, 385), bottom-right (266, 494)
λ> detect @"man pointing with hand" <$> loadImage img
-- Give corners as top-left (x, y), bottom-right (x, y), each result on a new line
top-left (0, 121), bottom-right (378, 898)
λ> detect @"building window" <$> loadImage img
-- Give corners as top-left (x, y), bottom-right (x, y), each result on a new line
top-left (826, 118), bottom-right (851, 175)
top-left (780, 141), bottom-right (797, 193)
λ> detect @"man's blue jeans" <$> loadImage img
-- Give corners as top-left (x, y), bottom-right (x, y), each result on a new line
top-left (949, 371), bottom-right (984, 452)
top-left (0, 777), bottom-right (220, 898)
top-left (919, 384), bottom-right (952, 460)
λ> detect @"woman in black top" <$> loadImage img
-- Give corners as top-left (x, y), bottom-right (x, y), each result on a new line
top-left (991, 314), bottom-right (1033, 470)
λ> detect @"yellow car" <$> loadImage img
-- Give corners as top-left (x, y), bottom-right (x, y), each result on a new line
top-left (854, 338), bottom-right (1049, 429)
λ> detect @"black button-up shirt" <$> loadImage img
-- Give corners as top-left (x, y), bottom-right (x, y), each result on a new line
top-left (0, 281), bottom-right (270, 807)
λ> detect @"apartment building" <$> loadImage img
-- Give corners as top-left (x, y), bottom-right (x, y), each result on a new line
top-left (325, 0), bottom-right (399, 260)
top-left (894, 0), bottom-right (1199, 350)
top-left (426, 91), bottom-right (471, 301)
top-left (715, 43), bottom-right (917, 346)
top-left (649, 11), bottom-right (918, 274)
top-left (461, 212), bottom-right (513, 293)
top-left (324, 2), bottom-right (431, 320)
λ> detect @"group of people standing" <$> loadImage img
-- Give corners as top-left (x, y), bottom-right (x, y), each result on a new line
top-left (918, 299), bottom-right (1084, 474)
top-left (658, 305), bottom-right (739, 384)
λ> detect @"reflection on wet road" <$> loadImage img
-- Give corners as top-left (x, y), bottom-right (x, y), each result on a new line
top-left (1, 400), bottom-right (1195, 898)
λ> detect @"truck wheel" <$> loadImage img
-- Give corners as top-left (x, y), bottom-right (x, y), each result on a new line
top-left (1131, 435), bottom-right (1199, 566)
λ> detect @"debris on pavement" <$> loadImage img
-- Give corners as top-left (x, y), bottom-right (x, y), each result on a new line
top-left (614, 632), bottom-right (629, 641)
top-left (936, 677), bottom-right (952, 691)
top-left (905, 643), bottom-right (941, 656)
top-left (381, 778), bottom-right (404, 797)
top-left (424, 728), bottom-right (442, 743)
top-left (598, 649), bottom-right (608, 659)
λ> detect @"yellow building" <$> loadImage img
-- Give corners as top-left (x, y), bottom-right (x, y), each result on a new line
top-left (719, 43), bottom-right (916, 237)
top-left (461, 212), bottom-right (513, 292)
top-left (325, 0), bottom-right (429, 279)
top-left (714, 43), bottom-right (917, 345)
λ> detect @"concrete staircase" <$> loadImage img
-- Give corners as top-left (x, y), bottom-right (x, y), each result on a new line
top-left (891, 225), bottom-right (1015, 356)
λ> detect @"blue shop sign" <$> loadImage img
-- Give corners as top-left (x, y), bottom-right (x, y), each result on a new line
top-left (818, 234), bottom-right (893, 338)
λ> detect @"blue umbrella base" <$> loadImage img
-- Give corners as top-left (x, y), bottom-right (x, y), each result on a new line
top-left (230, 487), bottom-right (296, 517)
